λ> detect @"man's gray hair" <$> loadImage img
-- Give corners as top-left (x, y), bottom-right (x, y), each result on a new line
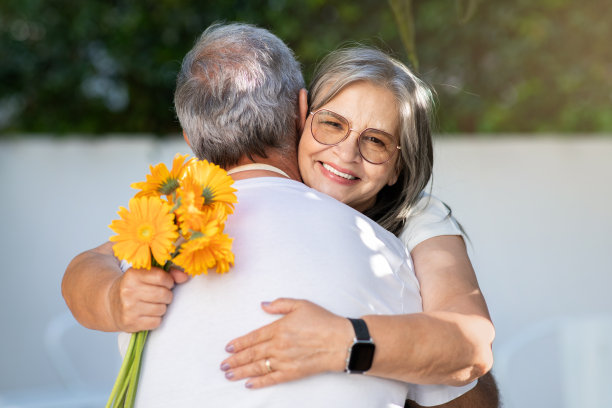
top-left (309, 46), bottom-right (435, 236)
top-left (174, 23), bottom-right (305, 167)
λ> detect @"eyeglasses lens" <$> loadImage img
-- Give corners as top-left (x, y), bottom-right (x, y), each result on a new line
top-left (359, 130), bottom-right (396, 164)
top-left (312, 110), bottom-right (349, 145)
top-left (312, 110), bottom-right (396, 164)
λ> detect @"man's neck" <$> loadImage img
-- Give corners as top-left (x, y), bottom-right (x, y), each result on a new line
top-left (227, 150), bottom-right (301, 182)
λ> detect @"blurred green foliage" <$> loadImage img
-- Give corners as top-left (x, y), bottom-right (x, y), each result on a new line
top-left (1, 0), bottom-right (611, 135)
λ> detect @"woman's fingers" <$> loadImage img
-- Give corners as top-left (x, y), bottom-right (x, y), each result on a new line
top-left (225, 298), bottom-right (302, 353)
top-left (223, 350), bottom-right (278, 381)
top-left (260, 297), bottom-right (300, 314)
top-left (244, 370), bottom-right (286, 389)
top-left (225, 356), bottom-right (299, 389)
top-left (225, 320), bottom-right (276, 354)
top-left (220, 298), bottom-right (353, 388)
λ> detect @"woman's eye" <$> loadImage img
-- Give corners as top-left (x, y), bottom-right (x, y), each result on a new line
top-left (363, 136), bottom-right (386, 147)
top-left (321, 120), bottom-right (344, 130)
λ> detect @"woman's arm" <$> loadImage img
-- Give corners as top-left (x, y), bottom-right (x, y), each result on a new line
top-left (365, 235), bottom-right (494, 385)
top-left (62, 241), bottom-right (188, 332)
top-left (221, 236), bottom-right (494, 388)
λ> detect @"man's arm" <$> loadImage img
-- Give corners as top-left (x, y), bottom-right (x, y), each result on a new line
top-left (405, 372), bottom-right (500, 408)
top-left (62, 241), bottom-right (187, 332)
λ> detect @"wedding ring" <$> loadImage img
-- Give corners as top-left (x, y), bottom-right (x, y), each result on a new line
top-left (265, 359), bottom-right (273, 373)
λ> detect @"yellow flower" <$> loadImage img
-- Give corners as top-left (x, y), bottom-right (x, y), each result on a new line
top-left (206, 201), bottom-right (233, 223)
top-left (131, 153), bottom-right (194, 200)
top-left (185, 160), bottom-right (238, 214)
top-left (109, 196), bottom-right (179, 269)
top-left (174, 177), bottom-right (205, 234)
top-left (173, 232), bottom-right (234, 276)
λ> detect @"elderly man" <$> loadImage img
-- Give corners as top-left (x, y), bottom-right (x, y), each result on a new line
top-left (63, 23), bottom-right (497, 407)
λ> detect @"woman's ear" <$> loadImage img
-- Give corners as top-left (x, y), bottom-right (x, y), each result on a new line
top-left (296, 88), bottom-right (308, 134)
top-left (183, 130), bottom-right (190, 146)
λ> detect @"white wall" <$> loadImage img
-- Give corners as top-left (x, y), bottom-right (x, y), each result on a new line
top-left (1, 136), bottom-right (610, 406)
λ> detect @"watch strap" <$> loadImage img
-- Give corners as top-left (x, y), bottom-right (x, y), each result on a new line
top-left (348, 318), bottom-right (371, 341)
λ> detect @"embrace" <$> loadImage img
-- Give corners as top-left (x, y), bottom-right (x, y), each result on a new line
top-left (62, 23), bottom-right (498, 407)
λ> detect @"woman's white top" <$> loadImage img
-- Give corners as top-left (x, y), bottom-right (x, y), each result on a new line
top-left (399, 192), bottom-right (464, 252)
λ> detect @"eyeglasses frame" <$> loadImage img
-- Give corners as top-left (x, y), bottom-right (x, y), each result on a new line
top-left (309, 109), bottom-right (401, 165)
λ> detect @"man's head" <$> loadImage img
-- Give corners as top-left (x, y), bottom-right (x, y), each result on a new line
top-left (174, 23), bottom-right (305, 168)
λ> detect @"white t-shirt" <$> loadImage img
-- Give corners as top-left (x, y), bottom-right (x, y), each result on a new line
top-left (400, 192), bottom-right (464, 252)
top-left (120, 179), bottom-right (471, 407)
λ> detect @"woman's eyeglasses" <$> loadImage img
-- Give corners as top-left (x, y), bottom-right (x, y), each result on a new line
top-left (310, 109), bottom-right (400, 165)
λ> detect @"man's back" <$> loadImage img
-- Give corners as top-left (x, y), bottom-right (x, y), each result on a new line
top-left (130, 177), bottom-right (421, 407)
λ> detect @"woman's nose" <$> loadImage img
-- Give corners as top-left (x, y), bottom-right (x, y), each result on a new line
top-left (333, 130), bottom-right (361, 162)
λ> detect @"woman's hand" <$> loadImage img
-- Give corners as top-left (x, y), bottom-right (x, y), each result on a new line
top-left (220, 298), bottom-right (353, 389)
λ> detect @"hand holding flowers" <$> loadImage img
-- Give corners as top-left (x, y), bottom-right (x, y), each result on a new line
top-left (106, 264), bottom-right (186, 333)
top-left (105, 154), bottom-right (237, 407)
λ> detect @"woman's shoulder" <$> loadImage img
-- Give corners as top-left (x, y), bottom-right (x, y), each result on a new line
top-left (399, 192), bottom-right (463, 252)
top-left (411, 192), bottom-right (451, 216)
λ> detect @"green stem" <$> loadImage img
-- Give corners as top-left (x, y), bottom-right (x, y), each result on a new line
top-left (114, 355), bottom-right (135, 407)
top-left (106, 332), bottom-right (137, 408)
top-left (125, 330), bottom-right (149, 407)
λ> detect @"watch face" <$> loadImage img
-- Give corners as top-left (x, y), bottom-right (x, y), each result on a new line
top-left (348, 341), bottom-right (376, 372)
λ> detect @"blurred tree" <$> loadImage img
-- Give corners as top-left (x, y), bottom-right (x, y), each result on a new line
top-left (0, 0), bottom-right (610, 135)
top-left (0, 0), bottom-right (403, 135)
top-left (415, 0), bottom-right (612, 133)
top-left (389, 0), bottom-right (418, 70)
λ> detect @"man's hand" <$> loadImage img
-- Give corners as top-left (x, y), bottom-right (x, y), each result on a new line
top-left (62, 241), bottom-right (189, 332)
top-left (220, 298), bottom-right (352, 389)
top-left (108, 266), bottom-right (189, 332)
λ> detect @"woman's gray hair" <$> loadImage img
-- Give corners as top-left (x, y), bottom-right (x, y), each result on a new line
top-left (309, 46), bottom-right (435, 236)
top-left (174, 23), bottom-right (305, 167)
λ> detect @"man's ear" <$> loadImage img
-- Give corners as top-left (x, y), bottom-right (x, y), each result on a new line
top-left (183, 130), bottom-right (190, 147)
top-left (296, 88), bottom-right (308, 134)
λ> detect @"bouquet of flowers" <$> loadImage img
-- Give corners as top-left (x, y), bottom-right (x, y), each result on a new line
top-left (105, 154), bottom-right (237, 408)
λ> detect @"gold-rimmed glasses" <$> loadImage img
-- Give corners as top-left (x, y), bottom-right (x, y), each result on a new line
top-left (310, 109), bottom-right (400, 165)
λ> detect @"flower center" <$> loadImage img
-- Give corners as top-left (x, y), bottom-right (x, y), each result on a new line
top-left (137, 223), bottom-right (155, 242)
top-left (159, 177), bottom-right (180, 195)
top-left (202, 186), bottom-right (215, 205)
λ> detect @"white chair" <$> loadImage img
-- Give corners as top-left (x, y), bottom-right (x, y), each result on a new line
top-left (0, 312), bottom-right (118, 408)
top-left (494, 315), bottom-right (612, 408)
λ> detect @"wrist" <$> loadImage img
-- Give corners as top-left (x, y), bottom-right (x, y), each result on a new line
top-left (332, 317), bottom-right (355, 372)
top-left (105, 275), bottom-right (124, 331)
top-left (344, 318), bottom-right (376, 374)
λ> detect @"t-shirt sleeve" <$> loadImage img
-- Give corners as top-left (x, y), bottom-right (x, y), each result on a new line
top-left (406, 380), bottom-right (478, 406)
top-left (399, 193), bottom-right (463, 253)
top-left (120, 259), bottom-right (131, 273)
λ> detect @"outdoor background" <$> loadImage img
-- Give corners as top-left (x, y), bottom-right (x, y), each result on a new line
top-left (1, 1), bottom-right (611, 407)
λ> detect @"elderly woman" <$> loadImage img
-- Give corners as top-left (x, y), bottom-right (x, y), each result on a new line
top-left (219, 46), bottom-right (495, 394)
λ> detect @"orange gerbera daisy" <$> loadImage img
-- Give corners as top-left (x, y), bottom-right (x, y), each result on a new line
top-left (109, 196), bottom-right (179, 269)
top-left (173, 232), bottom-right (234, 276)
top-left (131, 153), bottom-right (194, 200)
top-left (185, 159), bottom-right (238, 214)
top-left (174, 177), bottom-right (205, 233)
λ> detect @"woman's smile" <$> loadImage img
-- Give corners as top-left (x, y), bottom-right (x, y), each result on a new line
top-left (319, 161), bottom-right (359, 182)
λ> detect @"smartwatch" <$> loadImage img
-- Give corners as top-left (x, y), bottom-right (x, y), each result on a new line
top-left (345, 318), bottom-right (376, 374)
